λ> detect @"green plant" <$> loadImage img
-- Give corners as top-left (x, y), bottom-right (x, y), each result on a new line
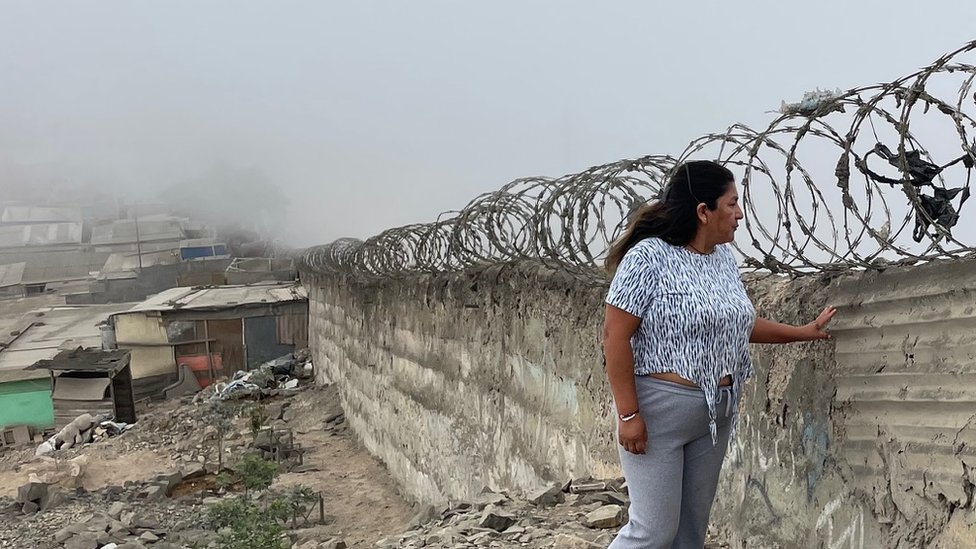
top-left (208, 498), bottom-right (286, 549)
top-left (207, 498), bottom-right (250, 529)
top-left (215, 472), bottom-right (233, 492)
top-left (205, 482), bottom-right (320, 549)
top-left (204, 401), bottom-right (237, 471)
top-left (248, 405), bottom-right (268, 436)
top-left (266, 497), bottom-right (291, 524)
top-left (235, 453), bottom-right (280, 498)
top-left (284, 485), bottom-right (319, 527)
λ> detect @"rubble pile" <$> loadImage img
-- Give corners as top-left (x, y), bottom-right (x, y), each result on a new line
top-left (196, 349), bottom-right (313, 402)
top-left (377, 480), bottom-right (729, 549)
top-left (0, 484), bottom-right (209, 548)
top-left (36, 414), bottom-right (133, 457)
top-left (13, 482), bottom-right (65, 516)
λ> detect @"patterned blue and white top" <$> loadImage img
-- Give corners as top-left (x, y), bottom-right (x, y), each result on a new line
top-left (605, 237), bottom-right (756, 442)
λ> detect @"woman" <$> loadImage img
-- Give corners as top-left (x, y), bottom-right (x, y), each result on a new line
top-left (603, 160), bottom-right (836, 548)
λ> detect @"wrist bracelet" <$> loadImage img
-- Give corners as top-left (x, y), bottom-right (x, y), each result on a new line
top-left (618, 410), bottom-right (640, 422)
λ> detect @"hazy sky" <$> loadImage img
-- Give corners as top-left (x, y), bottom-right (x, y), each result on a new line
top-left (1, 1), bottom-right (975, 248)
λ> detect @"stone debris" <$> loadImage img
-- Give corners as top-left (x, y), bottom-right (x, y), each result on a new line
top-left (479, 508), bottom-right (516, 531)
top-left (293, 540), bottom-right (346, 549)
top-left (581, 504), bottom-right (627, 529)
top-left (372, 481), bottom-right (619, 548)
top-left (374, 479), bottom-right (729, 549)
top-left (35, 414), bottom-right (134, 457)
top-left (528, 484), bottom-right (565, 507)
top-left (0, 488), bottom-right (209, 548)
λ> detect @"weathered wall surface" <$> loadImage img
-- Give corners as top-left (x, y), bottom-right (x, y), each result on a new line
top-left (114, 314), bottom-right (176, 379)
top-left (828, 260), bottom-right (976, 548)
top-left (307, 265), bottom-right (617, 504)
top-left (305, 259), bottom-right (976, 548)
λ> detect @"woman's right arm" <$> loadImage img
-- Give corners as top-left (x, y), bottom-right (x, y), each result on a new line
top-left (604, 304), bottom-right (647, 455)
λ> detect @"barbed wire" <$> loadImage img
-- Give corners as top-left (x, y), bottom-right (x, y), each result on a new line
top-left (300, 40), bottom-right (976, 279)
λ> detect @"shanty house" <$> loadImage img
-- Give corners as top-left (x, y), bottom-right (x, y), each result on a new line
top-left (31, 348), bottom-right (136, 430)
top-left (0, 303), bottom-right (136, 432)
top-left (110, 283), bottom-right (308, 389)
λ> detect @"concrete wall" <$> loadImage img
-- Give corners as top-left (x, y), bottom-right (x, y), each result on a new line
top-left (304, 259), bottom-right (976, 548)
top-left (307, 265), bottom-right (616, 504)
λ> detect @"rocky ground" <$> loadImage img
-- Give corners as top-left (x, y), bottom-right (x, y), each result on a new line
top-left (370, 480), bottom-right (730, 549)
top-left (0, 378), bottom-right (728, 548)
top-left (0, 381), bottom-right (414, 548)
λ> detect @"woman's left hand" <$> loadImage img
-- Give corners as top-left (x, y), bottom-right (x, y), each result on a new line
top-left (798, 306), bottom-right (837, 341)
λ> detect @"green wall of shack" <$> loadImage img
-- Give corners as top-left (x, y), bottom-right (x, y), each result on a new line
top-left (0, 378), bottom-right (54, 431)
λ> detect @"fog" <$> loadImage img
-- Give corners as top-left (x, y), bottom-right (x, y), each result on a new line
top-left (1, 1), bottom-right (974, 248)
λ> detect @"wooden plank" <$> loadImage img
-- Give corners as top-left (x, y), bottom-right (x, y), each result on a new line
top-left (208, 319), bottom-right (244, 375)
top-left (52, 400), bottom-right (114, 430)
top-left (111, 365), bottom-right (137, 424)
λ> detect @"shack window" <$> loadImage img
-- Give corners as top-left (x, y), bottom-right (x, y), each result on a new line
top-left (167, 320), bottom-right (203, 343)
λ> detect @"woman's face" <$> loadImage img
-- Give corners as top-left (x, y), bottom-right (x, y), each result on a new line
top-left (700, 182), bottom-right (743, 244)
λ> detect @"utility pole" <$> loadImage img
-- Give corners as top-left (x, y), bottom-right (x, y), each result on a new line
top-left (134, 206), bottom-right (143, 273)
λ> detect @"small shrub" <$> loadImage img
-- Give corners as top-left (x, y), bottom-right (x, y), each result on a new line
top-left (208, 498), bottom-right (285, 549)
top-left (215, 472), bottom-right (233, 492)
top-left (235, 453), bottom-right (279, 498)
top-left (285, 485), bottom-right (319, 526)
top-left (247, 404), bottom-right (268, 435)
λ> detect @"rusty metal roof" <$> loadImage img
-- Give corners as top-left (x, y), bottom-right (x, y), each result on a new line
top-left (32, 347), bottom-right (130, 374)
top-left (0, 263), bottom-right (25, 288)
top-left (0, 303), bottom-right (136, 383)
top-left (19, 251), bottom-right (106, 284)
top-left (123, 282), bottom-right (307, 314)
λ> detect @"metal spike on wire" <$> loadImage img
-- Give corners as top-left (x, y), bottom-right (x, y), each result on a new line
top-left (300, 40), bottom-right (976, 279)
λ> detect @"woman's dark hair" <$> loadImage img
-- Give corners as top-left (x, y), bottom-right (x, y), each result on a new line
top-left (605, 160), bottom-right (735, 273)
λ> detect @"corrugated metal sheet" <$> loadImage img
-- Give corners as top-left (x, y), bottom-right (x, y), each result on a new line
top-left (99, 250), bottom-right (180, 275)
top-left (227, 257), bottom-right (294, 273)
top-left (125, 282), bottom-right (307, 313)
top-left (0, 223), bottom-right (83, 247)
top-left (0, 263), bottom-right (25, 288)
top-left (1, 206), bottom-right (82, 224)
top-left (0, 303), bottom-right (137, 380)
top-left (19, 250), bottom-right (107, 284)
top-left (90, 219), bottom-right (185, 245)
top-left (831, 259), bottom-right (976, 519)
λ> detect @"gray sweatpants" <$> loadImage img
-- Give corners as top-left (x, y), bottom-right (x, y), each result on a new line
top-left (608, 376), bottom-right (734, 549)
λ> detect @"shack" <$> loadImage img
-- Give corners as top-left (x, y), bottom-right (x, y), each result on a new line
top-left (31, 347), bottom-right (136, 430)
top-left (110, 282), bottom-right (308, 390)
top-left (0, 303), bottom-right (138, 432)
